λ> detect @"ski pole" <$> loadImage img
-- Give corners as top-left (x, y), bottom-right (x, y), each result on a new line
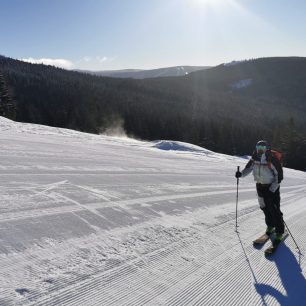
top-left (283, 220), bottom-right (302, 254)
top-left (235, 166), bottom-right (240, 231)
top-left (272, 201), bottom-right (302, 254)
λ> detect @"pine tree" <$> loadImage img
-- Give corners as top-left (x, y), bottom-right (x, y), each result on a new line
top-left (278, 118), bottom-right (306, 170)
top-left (0, 73), bottom-right (16, 119)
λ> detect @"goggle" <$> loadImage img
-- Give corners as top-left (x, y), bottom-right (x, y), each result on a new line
top-left (256, 145), bottom-right (267, 151)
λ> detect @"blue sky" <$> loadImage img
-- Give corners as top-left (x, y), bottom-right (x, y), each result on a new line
top-left (1, 0), bottom-right (306, 70)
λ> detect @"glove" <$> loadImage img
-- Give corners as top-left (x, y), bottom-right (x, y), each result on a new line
top-left (269, 183), bottom-right (280, 193)
top-left (235, 171), bottom-right (242, 178)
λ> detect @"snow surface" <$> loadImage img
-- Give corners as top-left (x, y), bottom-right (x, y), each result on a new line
top-left (1, 116), bottom-right (306, 305)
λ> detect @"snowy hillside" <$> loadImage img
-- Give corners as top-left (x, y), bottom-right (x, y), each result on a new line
top-left (1, 116), bottom-right (306, 305)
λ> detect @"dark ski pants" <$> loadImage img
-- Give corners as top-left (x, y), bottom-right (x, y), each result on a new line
top-left (256, 183), bottom-right (284, 234)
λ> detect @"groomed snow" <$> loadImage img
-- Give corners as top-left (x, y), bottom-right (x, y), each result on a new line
top-left (0, 116), bottom-right (306, 305)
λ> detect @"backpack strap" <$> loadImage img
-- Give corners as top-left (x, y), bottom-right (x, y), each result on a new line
top-left (271, 155), bottom-right (283, 183)
top-left (265, 150), bottom-right (283, 183)
top-left (265, 150), bottom-right (273, 169)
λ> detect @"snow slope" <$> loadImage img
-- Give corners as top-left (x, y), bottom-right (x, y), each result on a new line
top-left (0, 117), bottom-right (306, 306)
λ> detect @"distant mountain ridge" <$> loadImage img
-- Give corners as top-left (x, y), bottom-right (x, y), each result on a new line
top-left (75, 66), bottom-right (210, 79)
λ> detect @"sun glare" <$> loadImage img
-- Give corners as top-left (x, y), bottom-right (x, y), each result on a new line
top-left (188, 0), bottom-right (248, 17)
top-left (190, 0), bottom-right (235, 8)
top-left (191, 0), bottom-right (220, 6)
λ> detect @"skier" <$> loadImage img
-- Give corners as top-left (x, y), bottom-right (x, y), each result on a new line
top-left (235, 140), bottom-right (284, 245)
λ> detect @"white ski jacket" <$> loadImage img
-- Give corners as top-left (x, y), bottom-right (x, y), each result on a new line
top-left (241, 153), bottom-right (281, 192)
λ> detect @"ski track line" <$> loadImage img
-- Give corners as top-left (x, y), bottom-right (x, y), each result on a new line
top-left (1, 186), bottom-right (304, 304)
top-left (104, 237), bottom-right (227, 306)
top-left (161, 233), bottom-right (260, 305)
top-left (29, 236), bottom-right (230, 306)
top-left (20, 202), bottom-right (289, 306)
top-left (190, 241), bottom-right (266, 306)
top-left (0, 230), bottom-right (132, 295)
top-left (1, 234), bottom-right (302, 306)
top-left (32, 212), bottom-right (267, 306)
top-left (191, 208), bottom-right (306, 306)
top-left (19, 208), bottom-right (251, 306)
top-left (25, 257), bottom-right (166, 305)
top-left (89, 197), bottom-right (300, 305)
top-left (58, 187), bottom-right (257, 209)
top-left (66, 198), bottom-right (298, 305)
top-left (0, 198), bottom-right (294, 306)
top-left (0, 171), bottom-right (229, 177)
top-left (0, 197), bottom-right (237, 298)
top-left (0, 196), bottom-right (258, 283)
top-left (163, 214), bottom-right (303, 306)
top-left (31, 180), bottom-right (69, 196)
top-left (0, 184), bottom-right (303, 224)
top-left (6, 224), bottom-right (201, 304)
top-left (0, 188), bottom-right (300, 277)
top-left (24, 231), bottom-right (217, 306)
top-left (0, 187), bottom-right (259, 223)
top-left (73, 184), bottom-right (121, 201)
top-left (0, 205), bottom-right (82, 223)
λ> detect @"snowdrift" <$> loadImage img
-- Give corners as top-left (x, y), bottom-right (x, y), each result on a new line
top-left (152, 140), bottom-right (212, 153)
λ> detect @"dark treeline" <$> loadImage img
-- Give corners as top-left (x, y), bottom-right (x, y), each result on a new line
top-left (0, 55), bottom-right (306, 170)
top-left (0, 72), bottom-right (16, 119)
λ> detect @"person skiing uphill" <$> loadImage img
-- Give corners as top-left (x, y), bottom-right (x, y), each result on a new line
top-left (235, 140), bottom-right (284, 244)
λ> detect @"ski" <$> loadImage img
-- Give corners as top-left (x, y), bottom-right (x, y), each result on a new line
top-left (253, 233), bottom-right (270, 246)
top-left (264, 232), bottom-right (289, 256)
top-left (264, 243), bottom-right (279, 255)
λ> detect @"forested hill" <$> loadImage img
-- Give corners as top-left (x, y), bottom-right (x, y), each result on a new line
top-left (75, 66), bottom-right (209, 79)
top-left (0, 55), bottom-right (306, 170)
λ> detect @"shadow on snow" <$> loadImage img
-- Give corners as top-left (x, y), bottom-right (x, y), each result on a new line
top-left (236, 231), bottom-right (306, 305)
top-left (255, 244), bottom-right (306, 305)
